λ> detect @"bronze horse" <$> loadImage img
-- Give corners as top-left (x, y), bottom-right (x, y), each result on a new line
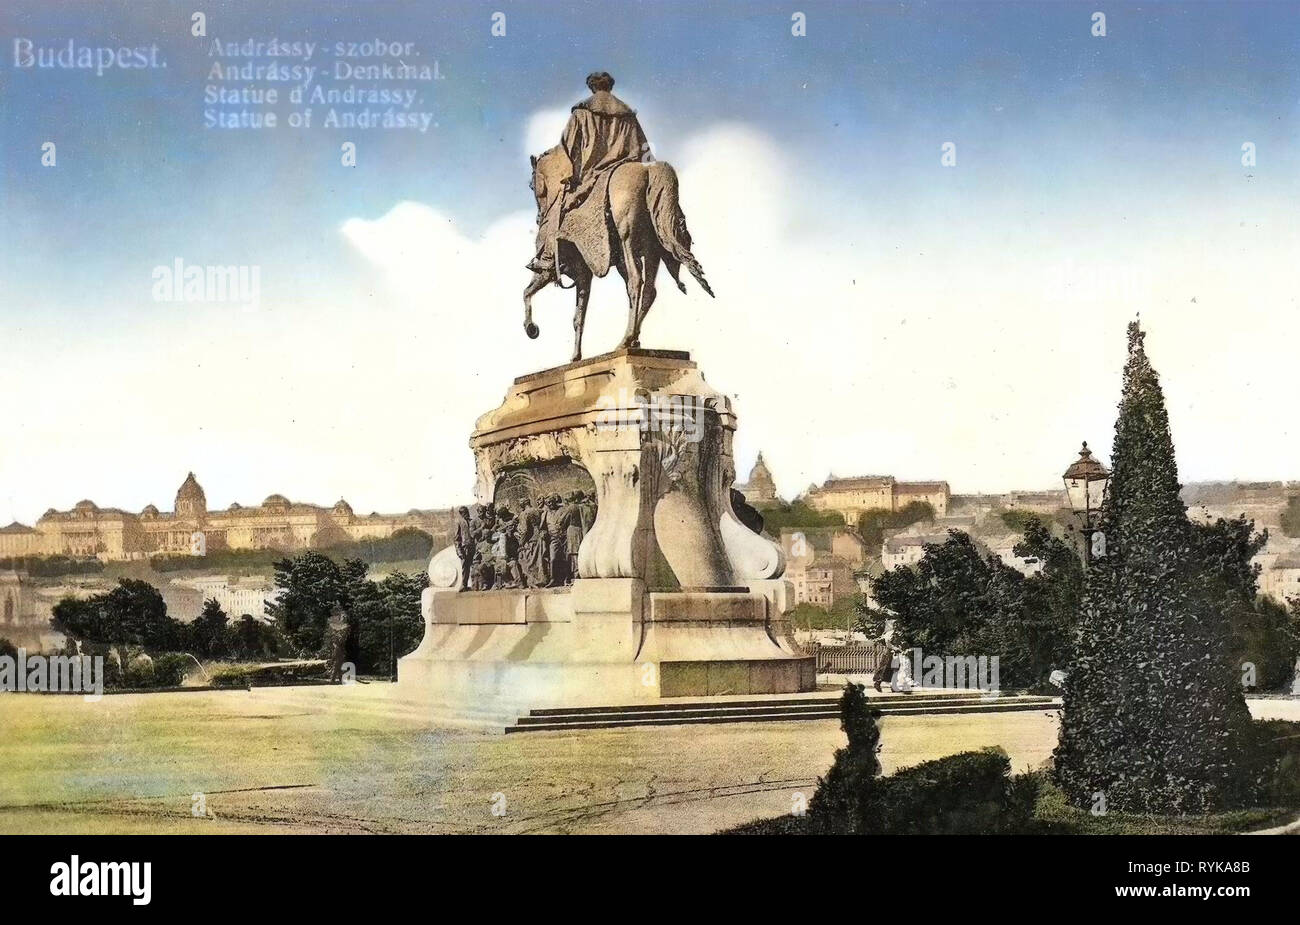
top-left (523, 146), bottom-right (713, 361)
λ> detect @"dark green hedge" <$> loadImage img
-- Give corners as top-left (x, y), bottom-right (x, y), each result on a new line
top-left (210, 660), bottom-right (329, 688)
top-left (874, 749), bottom-right (1038, 834)
top-left (724, 748), bottom-right (1040, 835)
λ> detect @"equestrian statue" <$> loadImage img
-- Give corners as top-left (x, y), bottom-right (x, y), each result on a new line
top-left (523, 71), bottom-right (713, 361)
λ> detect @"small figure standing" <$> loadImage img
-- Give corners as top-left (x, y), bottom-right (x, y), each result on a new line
top-left (469, 504), bottom-right (497, 590)
top-left (891, 647), bottom-right (915, 694)
top-left (495, 507), bottom-right (524, 589)
top-left (872, 648), bottom-right (896, 693)
top-left (543, 494), bottom-right (569, 586)
top-left (324, 604), bottom-right (351, 683)
top-left (453, 505), bottom-right (473, 592)
top-left (518, 497), bottom-right (548, 588)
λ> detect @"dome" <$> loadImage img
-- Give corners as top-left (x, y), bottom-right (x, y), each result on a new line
top-left (74, 499), bottom-right (97, 511)
top-left (740, 451), bottom-right (778, 503)
top-left (141, 504), bottom-right (159, 518)
top-left (262, 494), bottom-right (290, 511)
top-left (228, 502), bottom-right (242, 511)
top-left (174, 472), bottom-right (207, 519)
top-left (332, 499), bottom-right (354, 517)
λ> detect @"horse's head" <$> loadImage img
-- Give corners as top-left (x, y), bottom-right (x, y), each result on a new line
top-left (529, 146), bottom-right (570, 217)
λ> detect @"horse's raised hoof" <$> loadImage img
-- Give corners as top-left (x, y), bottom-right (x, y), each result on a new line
top-left (524, 322), bottom-right (539, 339)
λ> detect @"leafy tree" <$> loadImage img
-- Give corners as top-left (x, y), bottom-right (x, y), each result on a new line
top-left (263, 551), bottom-right (428, 674)
top-left (355, 571), bottom-right (428, 675)
top-left (228, 615), bottom-right (282, 661)
top-left (110, 580), bottom-right (181, 650)
top-left (51, 597), bottom-right (105, 645)
top-left (1280, 495), bottom-right (1300, 539)
top-left (999, 509), bottom-right (1045, 533)
top-left (1053, 322), bottom-right (1255, 814)
top-left (1238, 597), bottom-right (1300, 691)
top-left (1007, 517), bottom-right (1084, 684)
top-left (51, 579), bottom-right (181, 650)
top-left (0, 555), bottom-right (104, 578)
top-left (864, 519), bottom-right (1082, 688)
top-left (870, 531), bottom-right (1020, 653)
top-left (1192, 513), bottom-right (1300, 690)
top-left (322, 528), bottom-right (436, 564)
top-left (191, 598), bottom-right (231, 659)
top-left (266, 552), bottom-right (350, 655)
top-left (760, 501), bottom-right (845, 538)
top-left (857, 501), bottom-right (935, 551)
top-left (151, 548), bottom-right (282, 573)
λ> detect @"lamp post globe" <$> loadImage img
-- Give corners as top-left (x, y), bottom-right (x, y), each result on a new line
top-left (1063, 441), bottom-right (1111, 564)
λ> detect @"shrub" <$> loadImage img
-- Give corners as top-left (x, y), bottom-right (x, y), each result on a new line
top-left (807, 682), bottom-right (882, 834)
top-left (723, 815), bottom-right (812, 835)
top-left (210, 660), bottom-right (329, 688)
top-left (122, 658), bottom-right (156, 689)
top-left (150, 653), bottom-right (192, 688)
top-left (858, 501), bottom-right (934, 550)
top-left (0, 555), bottom-right (104, 577)
top-left (759, 501), bottom-right (845, 538)
top-left (724, 748), bottom-right (1041, 835)
top-left (1246, 719), bottom-right (1300, 807)
top-left (117, 653), bottom-right (190, 689)
top-left (875, 749), bottom-right (1038, 834)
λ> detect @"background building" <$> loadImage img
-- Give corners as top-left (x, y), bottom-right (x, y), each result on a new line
top-left (0, 570), bottom-right (65, 651)
top-left (735, 452), bottom-right (783, 507)
top-left (881, 533), bottom-right (952, 570)
top-left (781, 527), bottom-right (868, 607)
top-left (803, 474), bottom-right (951, 521)
top-left (166, 575), bottom-right (283, 622)
top-left (8, 473), bottom-right (455, 562)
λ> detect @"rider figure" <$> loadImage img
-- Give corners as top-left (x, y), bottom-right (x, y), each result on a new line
top-left (527, 72), bottom-right (649, 277)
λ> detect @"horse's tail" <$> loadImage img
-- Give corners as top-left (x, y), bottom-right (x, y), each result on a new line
top-left (645, 162), bottom-right (714, 298)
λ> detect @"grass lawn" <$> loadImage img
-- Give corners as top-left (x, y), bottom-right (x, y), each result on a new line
top-left (2, 683), bottom-right (1295, 835)
top-left (1032, 783), bottom-right (1297, 835)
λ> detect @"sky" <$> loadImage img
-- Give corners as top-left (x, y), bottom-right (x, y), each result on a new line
top-left (1, 0), bottom-right (1298, 524)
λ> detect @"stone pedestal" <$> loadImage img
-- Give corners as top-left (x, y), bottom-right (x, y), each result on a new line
top-left (398, 348), bottom-right (814, 721)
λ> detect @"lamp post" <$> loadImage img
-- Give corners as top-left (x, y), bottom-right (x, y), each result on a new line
top-left (1063, 441), bottom-right (1111, 566)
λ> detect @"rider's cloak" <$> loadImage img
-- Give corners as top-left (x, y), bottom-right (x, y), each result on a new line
top-left (558, 90), bottom-right (649, 277)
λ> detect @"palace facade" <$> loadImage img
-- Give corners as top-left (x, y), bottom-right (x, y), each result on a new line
top-left (1, 473), bottom-right (454, 562)
top-left (802, 475), bottom-right (951, 521)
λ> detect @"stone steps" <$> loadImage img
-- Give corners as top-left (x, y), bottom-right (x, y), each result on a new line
top-left (505, 693), bottom-right (1060, 733)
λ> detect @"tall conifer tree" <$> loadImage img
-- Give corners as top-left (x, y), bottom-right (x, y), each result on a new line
top-left (1053, 322), bottom-right (1254, 813)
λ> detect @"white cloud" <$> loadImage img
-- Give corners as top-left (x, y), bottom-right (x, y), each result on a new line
top-left (524, 108), bottom-right (569, 160)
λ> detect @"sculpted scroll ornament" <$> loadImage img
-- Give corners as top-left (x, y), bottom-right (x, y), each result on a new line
top-left (648, 423), bottom-right (690, 487)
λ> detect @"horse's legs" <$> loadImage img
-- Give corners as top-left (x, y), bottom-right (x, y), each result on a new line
top-left (618, 236), bottom-right (642, 349)
top-left (572, 264), bottom-right (592, 362)
top-left (522, 270), bottom-right (549, 339)
top-left (628, 252), bottom-right (659, 349)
